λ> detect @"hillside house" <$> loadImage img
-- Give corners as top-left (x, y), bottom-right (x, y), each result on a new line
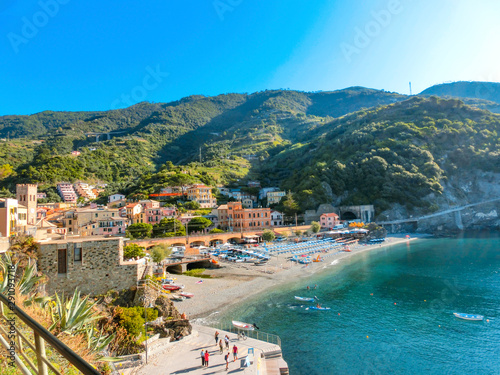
top-left (320, 212), bottom-right (341, 229)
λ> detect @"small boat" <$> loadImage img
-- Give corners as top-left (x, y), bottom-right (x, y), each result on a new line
top-left (170, 295), bottom-right (185, 301)
top-left (295, 296), bottom-right (316, 302)
top-left (232, 320), bottom-right (255, 331)
top-left (453, 312), bottom-right (484, 321)
top-left (308, 306), bottom-right (331, 311)
top-left (163, 285), bottom-right (181, 291)
top-left (180, 292), bottom-right (194, 298)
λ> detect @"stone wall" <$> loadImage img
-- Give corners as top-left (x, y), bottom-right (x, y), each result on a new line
top-left (38, 238), bottom-right (147, 296)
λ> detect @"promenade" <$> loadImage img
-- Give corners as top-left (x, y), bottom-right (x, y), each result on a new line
top-left (130, 324), bottom-right (287, 375)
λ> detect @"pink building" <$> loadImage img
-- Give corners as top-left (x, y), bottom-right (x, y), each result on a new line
top-left (320, 212), bottom-right (340, 229)
top-left (97, 217), bottom-right (128, 236)
top-left (139, 200), bottom-right (160, 210)
top-left (57, 183), bottom-right (78, 203)
top-left (145, 206), bottom-right (177, 225)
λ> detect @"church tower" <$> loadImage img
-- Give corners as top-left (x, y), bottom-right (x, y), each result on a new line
top-left (16, 184), bottom-right (38, 225)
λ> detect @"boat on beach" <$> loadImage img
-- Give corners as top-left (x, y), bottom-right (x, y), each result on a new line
top-left (180, 292), bottom-right (194, 298)
top-left (170, 295), bottom-right (186, 301)
top-left (453, 312), bottom-right (484, 321)
top-left (163, 285), bottom-right (181, 291)
top-left (295, 296), bottom-right (316, 302)
top-left (232, 320), bottom-right (256, 331)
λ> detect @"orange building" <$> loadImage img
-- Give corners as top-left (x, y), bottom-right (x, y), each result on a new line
top-left (226, 202), bottom-right (271, 230)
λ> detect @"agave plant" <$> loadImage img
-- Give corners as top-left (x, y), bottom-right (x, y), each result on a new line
top-left (85, 326), bottom-right (116, 353)
top-left (0, 253), bottom-right (45, 297)
top-left (49, 290), bottom-right (102, 335)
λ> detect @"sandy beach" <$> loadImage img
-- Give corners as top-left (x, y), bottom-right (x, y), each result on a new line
top-left (170, 234), bottom-right (426, 322)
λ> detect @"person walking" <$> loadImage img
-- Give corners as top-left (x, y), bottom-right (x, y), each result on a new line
top-left (204, 350), bottom-right (210, 367)
top-left (224, 335), bottom-right (230, 349)
top-left (201, 349), bottom-right (205, 367)
top-left (215, 331), bottom-right (219, 345)
top-left (232, 344), bottom-right (238, 362)
top-left (219, 339), bottom-right (224, 354)
top-left (225, 352), bottom-right (230, 370)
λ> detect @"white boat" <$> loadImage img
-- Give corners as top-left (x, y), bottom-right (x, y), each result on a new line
top-left (453, 312), bottom-right (484, 321)
top-left (180, 292), bottom-right (194, 298)
top-left (295, 296), bottom-right (316, 302)
top-left (232, 320), bottom-right (255, 331)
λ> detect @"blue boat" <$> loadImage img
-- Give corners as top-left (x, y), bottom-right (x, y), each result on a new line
top-left (308, 306), bottom-right (331, 311)
top-left (453, 312), bottom-right (484, 321)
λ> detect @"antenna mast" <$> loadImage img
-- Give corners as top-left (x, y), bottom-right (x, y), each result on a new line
top-left (409, 82), bottom-right (412, 96)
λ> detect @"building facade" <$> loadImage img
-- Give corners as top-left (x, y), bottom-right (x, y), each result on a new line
top-left (320, 213), bottom-right (341, 229)
top-left (74, 182), bottom-right (97, 200)
top-left (0, 199), bottom-right (24, 237)
top-left (57, 183), bottom-right (78, 203)
top-left (109, 194), bottom-right (126, 203)
top-left (270, 210), bottom-right (284, 226)
top-left (267, 191), bottom-right (286, 206)
top-left (226, 202), bottom-right (271, 230)
top-left (187, 184), bottom-right (217, 208)
top-left (16, 184), bottom-right (37, 225)
top-left (37, 237), bottom-right (147, 295)
top-left (126, 203), bottom-right (144, 224)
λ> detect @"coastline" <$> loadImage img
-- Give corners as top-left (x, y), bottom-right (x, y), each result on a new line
top-left (172, 234), bottom-right (428, 323)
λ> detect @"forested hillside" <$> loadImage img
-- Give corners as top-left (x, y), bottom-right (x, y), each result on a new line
top-left (1, 86), bottom-right (499, 216)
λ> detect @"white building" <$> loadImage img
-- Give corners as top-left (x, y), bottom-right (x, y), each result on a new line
top-left (270, 210), bottom-right (284, 226)
top-left (109, 194), bottom-right (126, 203)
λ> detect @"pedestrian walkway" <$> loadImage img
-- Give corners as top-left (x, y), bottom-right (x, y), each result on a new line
top-left (130, 324), bottom-right (284, 375)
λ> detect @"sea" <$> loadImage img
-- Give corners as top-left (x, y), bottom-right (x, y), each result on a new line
top-left (216, 232), bottom-right (500, 375)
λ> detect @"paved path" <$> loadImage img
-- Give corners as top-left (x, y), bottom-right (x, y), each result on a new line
top-left (378, 197), bottom-right (500, 225)
top-left (131, 324), bottom-right (279, 375)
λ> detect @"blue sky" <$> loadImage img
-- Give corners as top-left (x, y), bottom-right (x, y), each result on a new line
top-left (1, 0), bottom-right (499, 115)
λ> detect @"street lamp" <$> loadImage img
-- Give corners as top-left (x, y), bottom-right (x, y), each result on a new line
top-left (139, 296), bottom-right (154, 364)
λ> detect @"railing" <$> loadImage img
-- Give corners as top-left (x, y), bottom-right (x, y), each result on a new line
top-left (0, 292), bottom-right (101, 375)
top-left (137, 278), bottom-right (170, 298)
top-left (210, 322), bottom-right (281, 348)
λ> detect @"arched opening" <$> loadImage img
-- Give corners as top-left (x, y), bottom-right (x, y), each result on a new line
top-left (341, 211), bottom-right (358, 221)
top-left (189, 240), bottom-right (206, 247)
top-left (171, 242), bottom-right (186, 247)
top-left (166, 264), bottom-right (183, 274)
top-left (209, 238), bottom-right (224, 246)
top-left (227, 236), bottom-right (242, 245)
top-left (186, 260), bottom-right (212, 270)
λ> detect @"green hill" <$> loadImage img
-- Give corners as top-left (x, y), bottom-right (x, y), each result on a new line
top-left (1, 87), bottom-right (499, 215)
top-left (420, 81), bottom-right (500, 112)
top-left (262, 96), bottom-right (500, 211)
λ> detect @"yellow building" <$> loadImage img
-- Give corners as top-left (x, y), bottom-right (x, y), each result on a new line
top-left (266, 190), bottom-right (286, 206)
top-left (187, 184), bottom-right (217, 208)
top-left (0, 198), bottom-right (27, 237)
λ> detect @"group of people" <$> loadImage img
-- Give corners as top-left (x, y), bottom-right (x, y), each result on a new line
top-left (201, 331), bottom-right (239, 370)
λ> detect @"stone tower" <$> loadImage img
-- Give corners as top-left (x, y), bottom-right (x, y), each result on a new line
top-left (16, 184), bottom-right (37, 225)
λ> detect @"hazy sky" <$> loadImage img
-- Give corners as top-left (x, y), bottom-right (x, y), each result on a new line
top-left (1, 0), bottom-right (499, 115)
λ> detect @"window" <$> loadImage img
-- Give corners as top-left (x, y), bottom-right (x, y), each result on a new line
top-left (74, 246), bottom-right (82, 262)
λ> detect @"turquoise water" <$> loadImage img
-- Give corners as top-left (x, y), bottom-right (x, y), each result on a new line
top-left (217, 232), bottom-right (500, 374)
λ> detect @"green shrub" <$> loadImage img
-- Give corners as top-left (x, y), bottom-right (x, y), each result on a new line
top-left (123, 244), bottom-right (146, 260)
top-left (183, 268), bottom-right (206, 277)
top-left (118, 307), bottom-right (145, 337)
